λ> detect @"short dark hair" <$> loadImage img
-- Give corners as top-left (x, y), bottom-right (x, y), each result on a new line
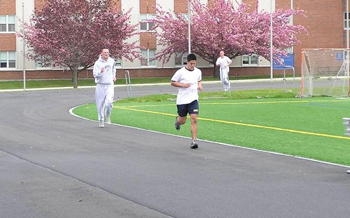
top-left (187, 54), bottom-right (197, 62)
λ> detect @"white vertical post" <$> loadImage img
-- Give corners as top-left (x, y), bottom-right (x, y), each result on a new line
top-left (347, 0), bottom-right (349, 95)
top-left (188, 0), bottom-right (191, 54)
top-left (347, 0), bottom-right (349, 52)
top-left (290, 0), bottom-right (293, 54)
top-left (270, 0), bottom-right (273, 80)
top-left (22, 2), bottom-right (26, 90)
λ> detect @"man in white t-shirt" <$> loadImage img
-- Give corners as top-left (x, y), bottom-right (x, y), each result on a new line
top-left (171, 54), bottom-right (203, 149)
top-left (216, 50), bottom-right (232, 91)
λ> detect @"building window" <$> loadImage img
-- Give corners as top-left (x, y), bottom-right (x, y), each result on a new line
top-left (141, 49), bottom-right (156, 66)
top-left (175, 52), bottom-right (188, 66)
top-left (182, 13), bottom-right (189, 20)
top-left (0, 15), bottom-right (15, 32)
top-left (242, 55), bottom-right (258, 66)
top-left (0, 51), bottom-right (16, 68)
top-left (0, 52), bottom-right (6, 68)
top-left (9, 52), bottom-right (15, 68)
top-left (0, 16), bottom-right (6, 32)
top-left (115, 58), bottom-right (122, 67)
top-left (35, 61), bottom-right (47, 69)
top-left (344, 12), bottom-right (350, 29)
top-left (35, 55), bottom-right (53, 68)
top-left (140, 14), bottom-right (155, 31)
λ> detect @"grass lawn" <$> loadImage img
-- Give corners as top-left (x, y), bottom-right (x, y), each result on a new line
top-left (73, 89), bottom-right (350, 166)
top-left (0, 74), bottom-right (289, 90)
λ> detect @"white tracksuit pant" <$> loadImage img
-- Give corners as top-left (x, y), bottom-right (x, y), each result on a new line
top-left (220, 66), bottom-right (230, 90)
top-left (95, 84), bottom-right (114, 122)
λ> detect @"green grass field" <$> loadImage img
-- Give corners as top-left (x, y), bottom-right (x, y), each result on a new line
top-left (73, 90), bottom-right (350, 166)
top-left (0, 75), bottom-right (288, 90)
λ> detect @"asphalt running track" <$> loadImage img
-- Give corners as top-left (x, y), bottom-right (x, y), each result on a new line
top-left (1, 81), bottom-right (350, 218)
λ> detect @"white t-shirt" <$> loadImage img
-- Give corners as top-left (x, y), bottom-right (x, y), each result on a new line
top-left (171, 67), bottom-right (202, 105)
top-left (216, 56), bottom-right (231, 68)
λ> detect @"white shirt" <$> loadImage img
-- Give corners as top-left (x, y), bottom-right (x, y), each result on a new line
top-left (93, 56), bottom-right (116, 85)
top-left (171, 67), bottom-right (202, 105)
top-left (216, 56), bottom-right (232, 68)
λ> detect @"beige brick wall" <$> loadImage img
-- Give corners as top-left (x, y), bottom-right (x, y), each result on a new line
top-left (243, 0), bottom-right (258, 12)
top-left (140, 0), bottom-right (156, 13)
top-left (112, 0), bottom-right (121, 12)
top-left (207, 0), bottom-right (216, 7)
top-left (1, 0), bottom-right (349, 79)
top-left (0, 0), bottom-right (16, 14)
top-left (34, 0), bottom-right (46, 12)
top-left (281, 0), bottom-right (345, 75)
top-left (140, 32), bottom-right (156, 49)
top-left (174, 0), bottom-right (188, 13)
top-left (0, 34), bottom-right (16, 51)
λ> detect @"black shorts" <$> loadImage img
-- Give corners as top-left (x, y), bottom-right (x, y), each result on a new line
top-left (177, 100), bottom-right (199, 117)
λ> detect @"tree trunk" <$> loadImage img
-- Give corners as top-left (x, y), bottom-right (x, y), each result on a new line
top-left (213, 64), bottom-right (218, 78)
top-left (72, 68), bottom-right (78, 88)
top-left (210, 59), bottom-right (218, 78)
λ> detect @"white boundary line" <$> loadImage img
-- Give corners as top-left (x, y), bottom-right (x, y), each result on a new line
top-left (69, 104), bottom-right (350, 170)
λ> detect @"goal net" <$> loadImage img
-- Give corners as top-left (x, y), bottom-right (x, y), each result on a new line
top-left (298, 48), bottom-right (350, 97)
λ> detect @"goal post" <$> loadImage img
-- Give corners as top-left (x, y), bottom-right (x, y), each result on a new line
top-left (298, 48), bottom-right (350, 97)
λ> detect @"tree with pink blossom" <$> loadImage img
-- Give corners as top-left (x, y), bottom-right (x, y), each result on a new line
top-left (152, 0), bottom-right (307, 76)
top-left (19, 0), bottom-right (139, 88)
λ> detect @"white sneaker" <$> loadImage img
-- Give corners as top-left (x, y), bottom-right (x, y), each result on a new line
top-left (99, 121), bottom-right (104, 128)
top-left (190, 139), bottom-right (198, 149)
top-left (106, 116), bottom-right (111, 124)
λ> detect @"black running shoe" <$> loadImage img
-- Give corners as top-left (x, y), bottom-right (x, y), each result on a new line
top-left (190, 140), bottom-right (198, 149)
top-left (175, 116), bottom-right (180, 131)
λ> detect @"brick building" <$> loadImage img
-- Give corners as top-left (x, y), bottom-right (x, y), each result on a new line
top-left (0, 0), bottom-right (349, 80)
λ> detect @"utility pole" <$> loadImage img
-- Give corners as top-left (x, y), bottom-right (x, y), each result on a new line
top-left (188, 0), bottom-right (191, 54)
top-left (22, 2), bottom-right (26, 90)
top-left (270, 0), bottom-right (274, 80)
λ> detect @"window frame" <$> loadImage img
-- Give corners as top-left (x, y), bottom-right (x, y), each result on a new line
top-left (141, 49), bottom-right (156, 67)
top-left (115, 58), bottom-right (122, 68)
top-left (0, 15), bottom-right (16, 33)
top-left (139, 14), bottom-right (155, 32)
top-left (0, 51), bottom-right (16, 69)
top-left (175, 52), bottom-right (188, 66)
top-left (35, 55), bottom-right (54, 69)
top-left (242, 54), bottom-right (259, 66)
top-left (345, 12), bottom-right (350, 30)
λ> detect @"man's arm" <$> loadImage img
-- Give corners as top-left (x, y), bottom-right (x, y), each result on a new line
top-left (227, 57), bottom-right (232, 66)
top-left (171, 81), bottom-right (190, 88)
top-left (198, 81), bottom-right (203, 91)
top-left (112, 61), bottom-right (117, 82)
top-left (93, 61), bottom-right (103, 78)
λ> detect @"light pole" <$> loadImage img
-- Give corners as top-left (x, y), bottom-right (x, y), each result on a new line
top-left (22, 2), bottom-right (26, 90)
top-left (347, 0), bottom-right (349, 95)
top-left (270, 0), bottom-right (273, 80)
top-left (291, 0), bottom-right (293, 53)
top-left (188, 0), bottom-right (191, 54)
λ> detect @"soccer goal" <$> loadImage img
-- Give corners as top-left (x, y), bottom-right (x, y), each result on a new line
top-left (298, 48), bottom-right (350, 97)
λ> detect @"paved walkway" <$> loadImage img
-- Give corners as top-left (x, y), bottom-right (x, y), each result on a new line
top-left (1, 83), bottom-right (349, 218)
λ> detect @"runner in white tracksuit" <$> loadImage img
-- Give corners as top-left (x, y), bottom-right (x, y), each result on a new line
top-left (216, 50), bottom-right (232, 91)
top-left (93, 49), bottom-right (116, 127)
